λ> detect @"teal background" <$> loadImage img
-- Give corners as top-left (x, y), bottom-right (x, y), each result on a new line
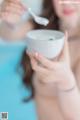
top-left (0, 0), bottom-right (43, 119)
top-left (0, 40), bottom-right (37, 120)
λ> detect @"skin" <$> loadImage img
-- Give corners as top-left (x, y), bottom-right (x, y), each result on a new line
top-left (0, 0), bottom-right (80, 119)
top-left (0, 0), bottom-right (34, 40)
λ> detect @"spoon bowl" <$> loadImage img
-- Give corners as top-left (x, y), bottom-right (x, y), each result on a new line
top-left (27, 7), bottom-right (49, 26)
top-left (34, 16), bottom-right (49, 26)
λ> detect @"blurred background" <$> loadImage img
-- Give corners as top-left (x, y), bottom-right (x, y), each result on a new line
top-left (22, 0), bottom-right (43, 14)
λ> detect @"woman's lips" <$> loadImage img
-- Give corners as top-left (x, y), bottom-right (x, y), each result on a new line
top-left (63, 9), bottom-right (76, 15)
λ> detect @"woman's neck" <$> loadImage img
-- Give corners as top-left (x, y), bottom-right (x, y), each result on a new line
top-left (59, 20), bottom-right (80, 39)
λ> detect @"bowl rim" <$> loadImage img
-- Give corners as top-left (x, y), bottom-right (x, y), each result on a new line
top-left (26, 29), bottom-right (65, 41)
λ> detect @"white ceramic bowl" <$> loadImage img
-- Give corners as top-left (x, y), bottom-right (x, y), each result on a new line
top-left (26, 30), bottom-right (65, 59)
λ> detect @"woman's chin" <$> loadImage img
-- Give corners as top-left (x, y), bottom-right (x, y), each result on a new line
top-left (62, 15), bottom-right (79, 29)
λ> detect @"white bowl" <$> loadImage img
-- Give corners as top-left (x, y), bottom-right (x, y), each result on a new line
top-left (26, 30), bottom-right (65, 59)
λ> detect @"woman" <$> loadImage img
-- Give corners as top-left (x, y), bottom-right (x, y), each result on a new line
top-left (0, 0), bottom-right (80, 120)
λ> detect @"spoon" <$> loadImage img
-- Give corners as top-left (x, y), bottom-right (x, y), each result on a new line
top-left (21, 0), bottom-right (49, 26)
top-left (27, 7), bottom-right (49, 26)
top-left (13, 7), bottom-right (49, 30)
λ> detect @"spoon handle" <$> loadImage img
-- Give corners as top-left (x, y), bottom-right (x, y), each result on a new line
top-left (27, 8), bottom-right (36, 18)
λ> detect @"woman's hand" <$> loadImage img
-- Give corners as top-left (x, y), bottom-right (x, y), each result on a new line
top-left (0, 0), bottom-right (26, 25)
top-left (27, 32), bottom-right (76, 91)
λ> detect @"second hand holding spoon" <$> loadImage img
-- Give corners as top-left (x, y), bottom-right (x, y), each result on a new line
top-left (14, 6), bottom-right (49, 30)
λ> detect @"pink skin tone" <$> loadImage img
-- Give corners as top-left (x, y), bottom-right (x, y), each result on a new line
top-left (53, 0), bottom-right (80, 28)
top-left (0, 0), bottom-right (26, 25)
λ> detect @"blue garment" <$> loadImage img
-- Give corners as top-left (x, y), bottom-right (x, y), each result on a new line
top-left (0, 39), bottom-right (37, 120)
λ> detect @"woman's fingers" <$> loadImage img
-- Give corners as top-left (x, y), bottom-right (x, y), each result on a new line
top-left (3, 1), bottom-right (25, 14)
top-left (34, 53), bottom-right (54, 69)
top-left (27, 51), bottom-right (60, 70)
top-left (0, 11), bottom-right (20, 24)
top-left (34, 53), bottom-right (64, 69)
top-left (0, 0), bottom-right (27, 24)
top-left (6, 0), bottom-right (27, 11)
top-left (6, 0), bottom-right (26, 10)
top-left (31, 57), bottom-right (48, 74)
top-left (6, 3), bottom-right (25, 10)
top-left (4, 6), bottom-right (25, 15)
top-left (7, 0), bottom-right (21, 4)
top-left (27, 52), bottom-right (48, 73)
